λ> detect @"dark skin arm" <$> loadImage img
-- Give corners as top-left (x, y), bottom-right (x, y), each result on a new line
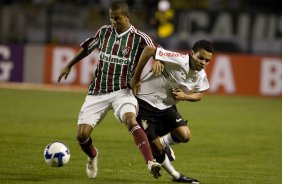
top-left (130, 46), bottom-right (162, 95)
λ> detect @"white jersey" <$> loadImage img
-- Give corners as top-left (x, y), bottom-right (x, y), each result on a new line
top-left (137, 47), bottom-right (209, 110)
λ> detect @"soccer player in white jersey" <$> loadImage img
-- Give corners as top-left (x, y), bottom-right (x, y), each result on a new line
top-left (130, 40), bottom-right (214, 183)
top-left (58, 0), bottom-right (161, 179)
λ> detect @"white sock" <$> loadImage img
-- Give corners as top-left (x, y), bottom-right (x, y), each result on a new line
top-left (161, 154), bottom-right (180, 179)
top-left (160, 133), bottom-right (179, 148)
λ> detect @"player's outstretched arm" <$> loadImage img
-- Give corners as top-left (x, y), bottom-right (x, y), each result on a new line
top-left (57, 48), bottom-right (88, 82)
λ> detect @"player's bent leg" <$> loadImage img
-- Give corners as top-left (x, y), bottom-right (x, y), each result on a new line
top-left (161, 126), bottom-right (191, 161)
top-left (160, 126), bottom-right (190, 147)
top-left (121, 111), bottom-right (161, 178)
top-left (77, 124), bottom-right (98, 178)
top-left (77, 124), bottom-right (97, 158)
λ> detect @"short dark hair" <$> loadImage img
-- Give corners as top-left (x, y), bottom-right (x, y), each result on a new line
top-left (110, 1), bottom-right (130, 16)
top-left (192, 40), bottom-right (214, 53)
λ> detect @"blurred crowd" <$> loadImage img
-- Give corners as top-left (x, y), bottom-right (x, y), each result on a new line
top-left (0, 0), bottom-right (281, 54)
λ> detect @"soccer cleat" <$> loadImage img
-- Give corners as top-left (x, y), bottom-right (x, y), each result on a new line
top-left (172, 174), bottom-right (200, 184)
top-left (147, 160), bottom-right (162, 179)
top-left (86, 150), bottom-right (98, 178)
top-left (164, 146), bottom-right (176, 161)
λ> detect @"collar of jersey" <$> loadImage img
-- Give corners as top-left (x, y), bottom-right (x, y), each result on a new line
top-left (115, 25), bottom-right (133, 38)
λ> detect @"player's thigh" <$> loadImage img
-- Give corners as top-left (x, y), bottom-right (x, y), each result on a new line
top-left (136, 98), bottom-right (166, 139)
top-left (112, 89), bottom-right (138, 122)
top-left (136, 102), bottom-right (162, 142)
top-left (160, 106), bottom-right (187, 133)
top-left (78, 95), bottom-right (111, 128)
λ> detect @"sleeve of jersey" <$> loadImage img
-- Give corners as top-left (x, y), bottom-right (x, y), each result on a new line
top-left (138, 30), bottom-right (155, 47)
top-left (80, 31), bottom-right (100, 54)
top-left (154, 47), bottom-right (186, 66)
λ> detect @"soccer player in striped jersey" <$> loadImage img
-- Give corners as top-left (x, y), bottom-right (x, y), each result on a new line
top-left (130, 40), bottom-right (214, 183)
top-left (58, 0), bottom-right (161, 179)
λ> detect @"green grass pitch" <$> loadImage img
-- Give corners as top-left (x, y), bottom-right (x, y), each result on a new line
top-left (0, 88), bottom-right (281, 184)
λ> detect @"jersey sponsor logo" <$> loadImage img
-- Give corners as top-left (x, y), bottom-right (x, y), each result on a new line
top-left (99, 52), bottom-right (129, 65)
top-left (158, 50), bottom-right (185, 58)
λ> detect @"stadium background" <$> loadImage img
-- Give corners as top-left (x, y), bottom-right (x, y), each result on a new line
top-left (0, 0), bottom-right (282, 97)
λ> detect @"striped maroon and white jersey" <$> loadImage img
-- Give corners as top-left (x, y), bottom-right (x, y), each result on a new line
top-left (80, 25), bottom-right (155, 94)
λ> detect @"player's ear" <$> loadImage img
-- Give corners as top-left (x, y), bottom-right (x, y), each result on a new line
top-left (190, 50), bottom-right (194, 56)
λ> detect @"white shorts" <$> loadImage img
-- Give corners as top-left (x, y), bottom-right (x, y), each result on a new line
top-left (77, 89), bottom-right (138, 128)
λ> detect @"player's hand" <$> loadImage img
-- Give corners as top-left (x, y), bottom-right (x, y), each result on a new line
top-left (130, 77), bottom-right (141, 95)
top-left (57, 66), bottom-right (71, 82)
top-left (152, 60), bottom-right (164, 76)
top-left (172, 88), bottom-right (186, 101)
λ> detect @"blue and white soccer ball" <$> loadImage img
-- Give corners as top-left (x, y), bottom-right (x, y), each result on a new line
top-left (44, 141), bottom-right (70, 167)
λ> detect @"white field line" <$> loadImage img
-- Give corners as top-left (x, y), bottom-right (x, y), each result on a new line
top-left (0, 82), bottom-right (86, 92)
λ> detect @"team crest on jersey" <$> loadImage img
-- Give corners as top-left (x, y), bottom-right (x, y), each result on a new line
top-left (141, 119), bottom-right (148, 130)
top-left (122, 47), bottom-right (130, 57)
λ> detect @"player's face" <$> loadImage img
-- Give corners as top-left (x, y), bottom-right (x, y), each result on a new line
top-left (190, 49), bottom-right (212, 71)
top-left (109, 9), bottom-right (130, 34)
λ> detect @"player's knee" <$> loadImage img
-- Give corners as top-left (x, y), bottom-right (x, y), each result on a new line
top-left (120, 103), bottom-right (137, 129)
top-left (76, 132), bottom-right (89, 143)
top-left (182, 135), bottom-right (191, 143)
top-left (180, 133), bottom-right (191, 143)
top-left (122, 112), bottom-right (137, 130)
top-left (173, 126), bottom-right (191, 143)
top-left (76, 124), bottom-right (93, 143)
top-left (173, 131), bottom-right (191, 143)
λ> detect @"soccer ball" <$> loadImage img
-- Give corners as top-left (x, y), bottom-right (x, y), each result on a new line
top-left (44, 141), bottom-right (70, 167)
